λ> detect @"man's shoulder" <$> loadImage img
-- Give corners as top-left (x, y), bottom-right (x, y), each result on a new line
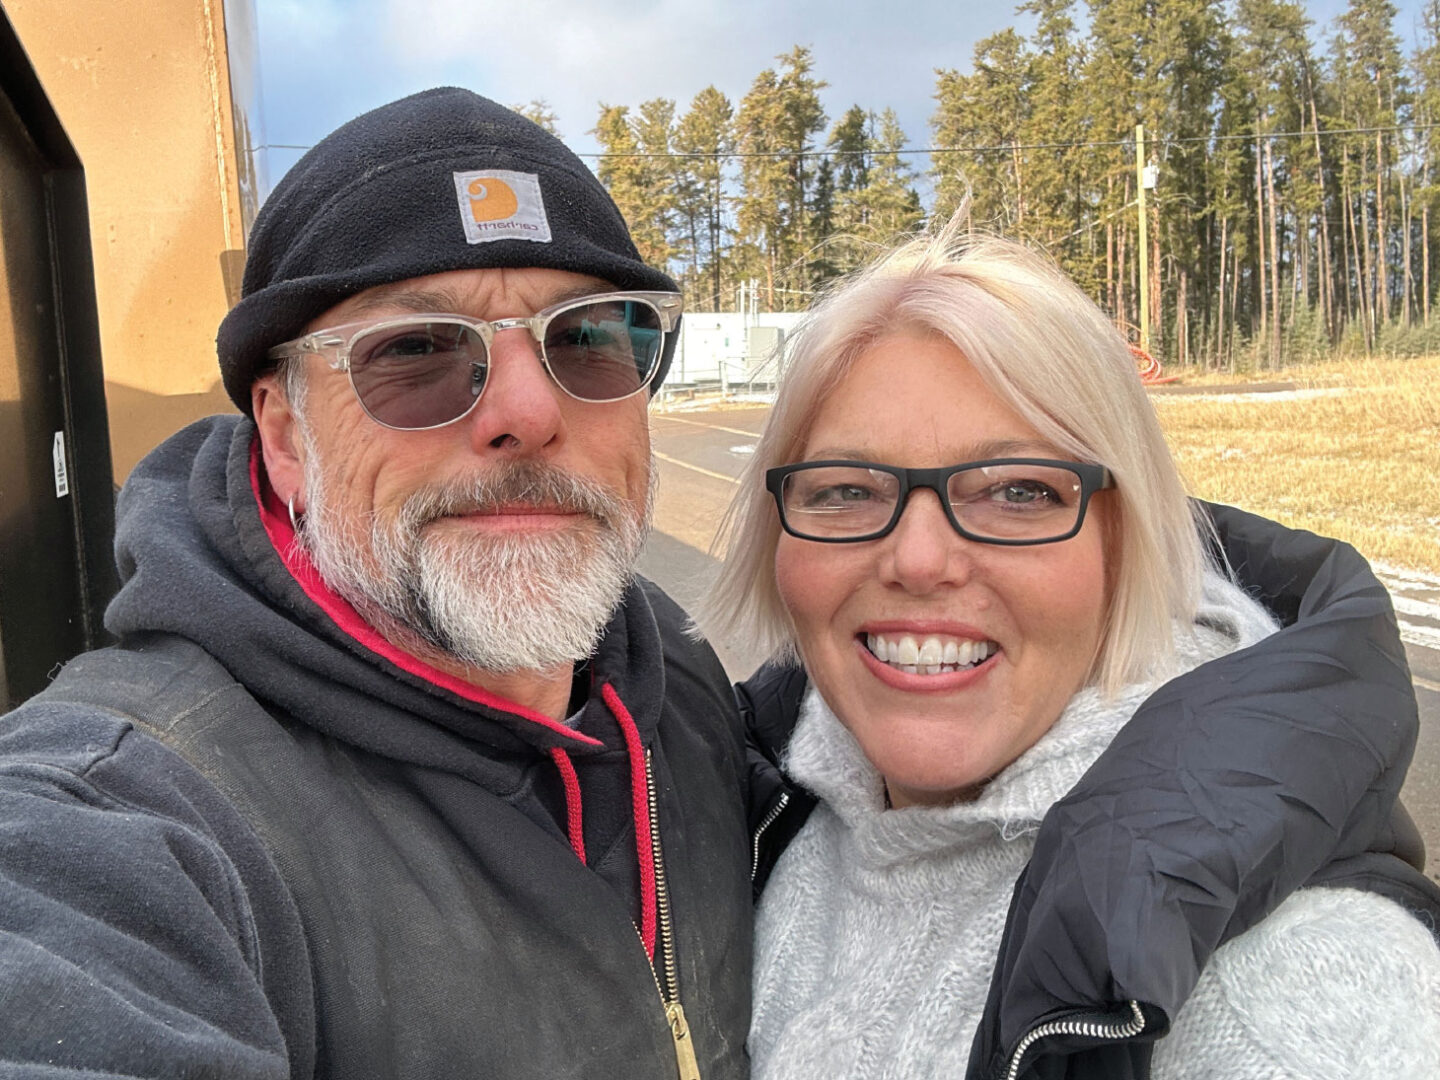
top-left (631, 576), bottom-right (735, 707)
top-left (26, 636), bottom-right (241, 724)
top-left (633, 576), bottom-right (709, 659)
top-left (0, 638), bottom-right (282, 868)
top-left (3, 636), bottom-right (267, 777)
top-left (633, 574), bottom-right (687, 625)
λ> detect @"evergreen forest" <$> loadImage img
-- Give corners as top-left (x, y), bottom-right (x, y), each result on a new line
top-left (542, 0), bottom-right (1440, 370)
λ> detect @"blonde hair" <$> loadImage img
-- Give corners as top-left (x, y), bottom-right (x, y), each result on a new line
top-left (699, 209), bottom-right (1212, 693)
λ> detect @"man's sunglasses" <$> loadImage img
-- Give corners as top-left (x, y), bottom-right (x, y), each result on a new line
top-left (266, 290), bottom-right (683, 430)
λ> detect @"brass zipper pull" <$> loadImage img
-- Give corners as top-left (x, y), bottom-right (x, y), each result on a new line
top-left (665, 1001), bottom-right (702, 1080)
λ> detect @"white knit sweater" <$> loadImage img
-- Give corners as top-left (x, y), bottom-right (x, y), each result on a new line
top-left (751, 574), bottom-right (1440, 1080)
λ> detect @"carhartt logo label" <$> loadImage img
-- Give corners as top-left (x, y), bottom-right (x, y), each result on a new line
top-left (452, 169), bottom-right (551, 244)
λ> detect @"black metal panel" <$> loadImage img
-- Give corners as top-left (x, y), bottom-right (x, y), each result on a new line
top-left (0, 10), bottom-right (117, 709)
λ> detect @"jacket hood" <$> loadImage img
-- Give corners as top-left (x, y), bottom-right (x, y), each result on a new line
top-left (966, 500), bottom-right (1440, 1079)
top-left (105, 415), bottom-right (665, 784)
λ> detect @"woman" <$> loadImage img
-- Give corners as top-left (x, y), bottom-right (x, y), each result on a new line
top-left (705, 214), bottom-right (1440, 1078)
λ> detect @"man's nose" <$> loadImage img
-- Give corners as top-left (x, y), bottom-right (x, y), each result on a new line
top-left (464, 327), bottom-right (565, 452)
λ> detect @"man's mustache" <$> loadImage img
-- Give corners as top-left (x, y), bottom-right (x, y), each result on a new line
top-left (395, 463), bottom-right (626, 532)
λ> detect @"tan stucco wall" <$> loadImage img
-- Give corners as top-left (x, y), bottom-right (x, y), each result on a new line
top-left (6, 0), bottom-right (249, 479)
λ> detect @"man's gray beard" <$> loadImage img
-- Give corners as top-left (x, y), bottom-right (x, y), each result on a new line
top-left (297, 447), bottom-right (651, 674)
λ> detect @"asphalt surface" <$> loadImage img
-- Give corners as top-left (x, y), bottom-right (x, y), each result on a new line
top-left (639, 402), bottom-right (1440, 882)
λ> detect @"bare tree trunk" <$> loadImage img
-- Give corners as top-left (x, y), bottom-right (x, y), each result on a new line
top-left (1340, 175), bottom-right (1354, 334)
top-left (1376, 131), bottom-right (1391, 328)
top-left (1297, 216), bottom-right (1309, 312)
top-left (1425, 203), bottom-right (1432, 328)
top-left (1346, 178), bottom-right (1373, 351)
top-left (1117, 220), bottom-right (1129, 335)
top-left (1013, 143), bottom-right (1025, 229)
top-left (1309, 89), bottom-right (1334, 340)
top-left (1401, 172), bottom-right (1413, 328)
top-left (710, 179), bottom-right (723, 310)
top-left (1176, 267), bottom-right (1189, 367)
top-left (1217, 214), bottom-right (1230, 371)
top-left (1107, 220), bottom-right (1116, 316)
top-left (1254, 132), bottom-right (1269, 366)
top-left (1360, 150), bottom-right (1376, 347)
top-left (1265, 139), bottom-right (1282, 367)
top-left (1230, 242), bottom-right (1242, 375)
top-left (1106, 174), bottom-right (1116, 317)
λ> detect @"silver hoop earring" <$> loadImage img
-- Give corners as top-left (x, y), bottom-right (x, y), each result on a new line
top-left (288, 494), bottom-right (303, 533)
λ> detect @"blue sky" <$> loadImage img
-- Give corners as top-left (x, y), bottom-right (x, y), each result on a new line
top-left (251, 0), bottom-right (1431, 205)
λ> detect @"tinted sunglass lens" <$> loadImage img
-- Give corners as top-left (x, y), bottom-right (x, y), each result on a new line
top-left (543, 299), bottom-right (663, 401)
top-left (349, 322), bottom-right (487, 429)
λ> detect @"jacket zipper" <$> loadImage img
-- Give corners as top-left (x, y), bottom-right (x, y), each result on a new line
top-left (645, 749), bottom-right (702, 1080)
top-left (1001, 1000), bottom-right (1146, 1080)
top-left (750, 791), bottom-right (790, 882)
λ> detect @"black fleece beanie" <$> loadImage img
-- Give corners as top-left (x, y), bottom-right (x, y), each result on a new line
top-left (216, 87), bottom-right (678, 415)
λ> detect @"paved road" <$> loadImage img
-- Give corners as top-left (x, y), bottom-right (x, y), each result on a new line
top-left (639, 403), bottom-right (1440, 881)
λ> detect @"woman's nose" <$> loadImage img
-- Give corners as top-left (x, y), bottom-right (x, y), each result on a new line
top-left (879, 489), bottom-right (976, 594)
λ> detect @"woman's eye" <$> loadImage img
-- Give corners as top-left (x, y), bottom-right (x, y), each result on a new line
top-left (803, 484), bottom-right (873, 507)
top-left (992, 481), bottom-right (1059, 507)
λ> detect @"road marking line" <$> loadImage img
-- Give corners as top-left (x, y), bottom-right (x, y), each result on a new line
top-left (1392, 594), bottom-right (1440, 622)
top-left (654, 414), bottom-right (761, 439)
top-left (654, 451), bottom-right (739, 485)
top-left (1414, 675), bottom-right (1440, 695)
top-left (1400, 620), bottom-right (1440, 654)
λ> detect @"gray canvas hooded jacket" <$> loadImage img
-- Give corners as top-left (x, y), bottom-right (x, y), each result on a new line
top-left (0, 415), bottom-right (753, 1079)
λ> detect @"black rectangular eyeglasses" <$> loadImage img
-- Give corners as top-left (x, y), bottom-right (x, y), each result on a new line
top-left (765, 458), bottom-right (1114, 545)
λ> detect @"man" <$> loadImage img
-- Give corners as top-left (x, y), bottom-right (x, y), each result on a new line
top-left (0, 88), bottom-right (750, 1078)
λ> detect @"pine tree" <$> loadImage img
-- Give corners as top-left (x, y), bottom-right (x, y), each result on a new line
top-left (735, 46), bottom-right (828, 309)
top-left (1412, 0), bottom-right (1440, 325)
top-left (674, 87), bottom-right (735, 311)
top-left (931, 28), bottom-right (1031, 229)
top-left (592, 104), bottom-right (671, 269)
top-left (509, 100), bottom-right (560, 136)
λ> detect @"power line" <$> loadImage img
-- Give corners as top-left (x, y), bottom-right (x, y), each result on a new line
top-left (257, 121), bottom-right (1440, 162)
top-left (575, 121), bottom-right (1440, 160)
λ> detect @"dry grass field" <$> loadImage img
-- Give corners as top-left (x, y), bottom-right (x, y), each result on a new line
top-left (1151, 355), bottom-right (1440, 575)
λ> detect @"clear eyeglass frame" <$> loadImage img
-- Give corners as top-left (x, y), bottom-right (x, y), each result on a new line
top-left (264, 289), bottom-right (684, 430)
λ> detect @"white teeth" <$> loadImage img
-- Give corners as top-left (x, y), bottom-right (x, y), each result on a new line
top-left (865, 632), bottom-right (997, 675)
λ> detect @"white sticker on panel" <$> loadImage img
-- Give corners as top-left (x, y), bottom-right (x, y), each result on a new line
top-left (53, 431), bottom-right (70, 498)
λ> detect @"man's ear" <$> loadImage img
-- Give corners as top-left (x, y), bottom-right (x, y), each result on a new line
top-left (252, 375), bottom-right (306, 511)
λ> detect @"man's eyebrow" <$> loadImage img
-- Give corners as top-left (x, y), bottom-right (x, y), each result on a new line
top-left (542, 283), bottom-right (617, 307)
top-left (344, 282), bottom-right (615, 319)
top-left (347, 289), bottom-right (461, 316)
